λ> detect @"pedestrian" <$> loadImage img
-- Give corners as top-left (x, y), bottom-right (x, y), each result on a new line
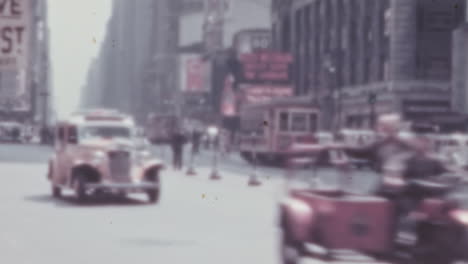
top-left (170, 129), bottom-right (187, 170)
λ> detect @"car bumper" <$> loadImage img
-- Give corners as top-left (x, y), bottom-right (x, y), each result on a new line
top-left (85, 182), bottom-right (159, 193)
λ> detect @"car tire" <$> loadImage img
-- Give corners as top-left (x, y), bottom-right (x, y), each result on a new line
top-left (52, 185), bottom-right (61, 198)
top-left (74, 174), bottom-right (88, 203)
top-left (147, 188), bottom-right (160, 203)
top-left (280, 229), bottom-right (302, 264)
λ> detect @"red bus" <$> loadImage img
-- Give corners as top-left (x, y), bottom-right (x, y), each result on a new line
top-left (239, 97), bottom-right (320, 165)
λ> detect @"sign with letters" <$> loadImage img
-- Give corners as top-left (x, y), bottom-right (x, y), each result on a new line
top-left (238, 51), bottom-right (293, 84)
top-left (0, 0), bottom-right (30, 70)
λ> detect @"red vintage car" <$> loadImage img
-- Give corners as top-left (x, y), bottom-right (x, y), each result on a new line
top-left (278, 156), bottom-right (468, 264)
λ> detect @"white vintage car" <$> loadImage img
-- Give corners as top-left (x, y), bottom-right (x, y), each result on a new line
top-left (47, 110), bottom-right (164, 203)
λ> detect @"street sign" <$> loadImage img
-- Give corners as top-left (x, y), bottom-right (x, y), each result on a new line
top-left (0, 0), bottom-right (30, 70)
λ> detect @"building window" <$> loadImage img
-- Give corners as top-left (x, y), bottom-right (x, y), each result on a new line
top-left (279, 112), bottom-right (289, 131)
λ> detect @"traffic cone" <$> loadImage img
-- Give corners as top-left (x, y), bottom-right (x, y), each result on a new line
top-left (210, 169), bottom-right (221, 180)
top-left (186, 150), bottom-right (197, 176)
top-left (209, 145), bottom-right (221, 180)
top-left (248, 172), bottom-right (261, 186)
top-left (186, 165), bottom-right (196, 176)
top-left (248, 154), bottom-right (261, 186)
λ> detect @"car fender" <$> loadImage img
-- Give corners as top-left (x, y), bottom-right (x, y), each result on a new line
top-left (142, 158), bottom-right (165, 171)
top-left (68, 161), bottom-right (101, 185)
top-left (280, 198), bottom-right (316, 241)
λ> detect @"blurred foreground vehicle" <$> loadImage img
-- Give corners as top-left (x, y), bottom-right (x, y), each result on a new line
top-left (278, 154), bottom-right (468, 264)
top-left (47, 110), bottom-right (164, 204)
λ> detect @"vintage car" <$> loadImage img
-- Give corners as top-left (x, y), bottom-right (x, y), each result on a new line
top-left (47, 110), bottom-right (164, 203)
top-left (279, 157), bottom-right (468, 264)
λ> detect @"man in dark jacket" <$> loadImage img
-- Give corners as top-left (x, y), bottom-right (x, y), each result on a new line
top-left (171, 130), bottom-right (187, 170)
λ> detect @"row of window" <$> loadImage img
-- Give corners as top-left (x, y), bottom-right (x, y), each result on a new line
top-left (240, 111), bottom-right (318, 134)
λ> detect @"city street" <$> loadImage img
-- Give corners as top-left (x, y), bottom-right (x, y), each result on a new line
top-left (0, 143), bottom-right (392, 264)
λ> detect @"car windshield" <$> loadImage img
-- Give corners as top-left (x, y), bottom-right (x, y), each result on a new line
top-left (80, 126), bottom-right (132, 140)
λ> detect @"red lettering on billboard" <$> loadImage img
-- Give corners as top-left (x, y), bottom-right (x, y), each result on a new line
top-left (238, 51), bottom-right (292, 84)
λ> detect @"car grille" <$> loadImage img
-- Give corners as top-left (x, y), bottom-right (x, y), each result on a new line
top-left (108, 151), bottom-right (131, 181)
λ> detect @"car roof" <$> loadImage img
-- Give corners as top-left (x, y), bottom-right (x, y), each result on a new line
top-left (59, 113), bottom-right (135, 127)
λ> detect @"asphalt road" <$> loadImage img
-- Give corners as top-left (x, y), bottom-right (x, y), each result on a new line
top-left (0, 143), bottom-right (389, 264)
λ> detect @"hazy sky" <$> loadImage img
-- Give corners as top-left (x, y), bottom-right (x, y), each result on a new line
top-left (48, 0), bottom-right (112, 119)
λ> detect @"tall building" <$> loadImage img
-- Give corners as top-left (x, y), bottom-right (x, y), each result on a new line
top-left (85, 0), bottom-right (181, 124)
top-left (272, 0), bottom-right (466, 131)
top-left (452, 5), bottom-right (468, 115)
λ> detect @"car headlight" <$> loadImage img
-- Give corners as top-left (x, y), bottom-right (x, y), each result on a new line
top-left (93, 151), bottom-right (106, 159)
top-left (140, 150), bottom-right (151, 158)
top-left (137, 150), bottom-right (152, 163)
top-left (92, 151), bottom-right (106, 164)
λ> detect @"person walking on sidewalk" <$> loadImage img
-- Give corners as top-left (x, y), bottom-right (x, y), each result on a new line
top-left (170, 129), bottom-right (187, 170)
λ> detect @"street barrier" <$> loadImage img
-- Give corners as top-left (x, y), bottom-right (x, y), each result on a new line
top-left (186, 149), bottom-right (197, 176)
top-left (247, 151), bottom-right (261, 186)
top-left (209, 146), bottom-right (221, 180)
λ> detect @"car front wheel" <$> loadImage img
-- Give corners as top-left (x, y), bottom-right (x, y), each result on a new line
top-left (74, 174), bottom-right (88, 203)
top-left (52, 185), bottom-right (61, 198)
top-left (147, 188), bottom-right (160, 203)
top-left (280, 229), bottom-right (302, 264)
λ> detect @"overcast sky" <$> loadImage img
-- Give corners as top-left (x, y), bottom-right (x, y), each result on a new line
top-left (48, 0), bottom-right (112, 119)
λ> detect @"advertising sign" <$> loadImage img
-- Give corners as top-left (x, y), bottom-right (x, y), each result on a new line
top-left (238, 51), bottom-right (293, 84)
top-left (0, 0), bottom-right (30, 70)
top-left (221, 75), bottom-right (236, 116)
top-left (0, 0), bottom-right (31, 113)
top-left (240, 84), bottom-right (293, 104)
top-left (179, 54), bottom-right (208, 93)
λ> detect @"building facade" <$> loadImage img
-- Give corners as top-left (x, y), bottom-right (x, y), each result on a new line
top-left (272, 0), bottom-right (466, 130)
top-left (83, 0), bottom-right (181, 124)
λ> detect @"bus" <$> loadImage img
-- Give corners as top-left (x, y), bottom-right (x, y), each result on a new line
top-left (239, 97), bottom-right (320, 165)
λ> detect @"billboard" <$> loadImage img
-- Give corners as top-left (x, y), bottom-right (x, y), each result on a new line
top-left (238, 51), bottom-right (293, 84)
top-left (220, 74), bottom-right (236, 116)
top-left (240, 84), bottom-right (293, 104)
top-left (0, 0), bottom-right (30, 70)
top-left (0, 0), bottom-right (31, 113)
top-left (233, 29), bottom-right (271, 57)
top-left (179, 54), bottom-right (209, 93)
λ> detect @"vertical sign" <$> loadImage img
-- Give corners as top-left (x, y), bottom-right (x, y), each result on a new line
top-left (0, 0), bottom-right (30, 70)
top-left (0, 0), bottom-right (31, 112)
top-left (179, 54), bottom-right (207, 93)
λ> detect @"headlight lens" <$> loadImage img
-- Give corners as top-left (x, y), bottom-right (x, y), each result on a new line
top-left (94, 151), bottom-right (106, 159)
top-left (140, 150), bottom-right (151, 158)
top-left (92, 151), bottom-right (106, 164)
